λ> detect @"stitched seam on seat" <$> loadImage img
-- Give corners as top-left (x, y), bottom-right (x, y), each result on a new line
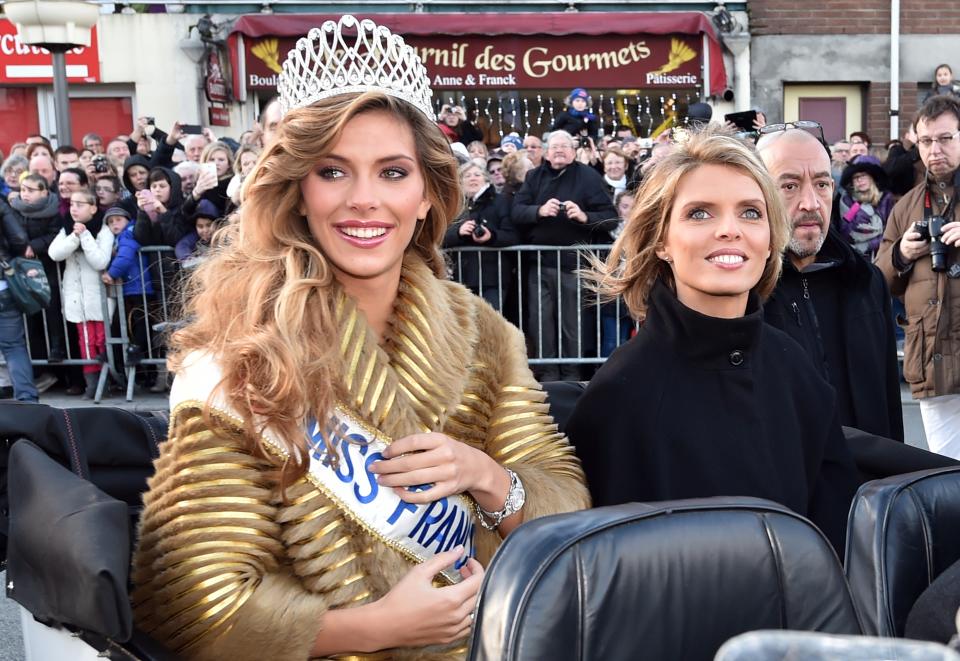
top-left (575, 545), bottom-right (585, 660)
top-left (759, 513), bottom-right (788, 628)
top-left (906, 487), bottom-right (935, 584)
top-left (505, 501), bottom-right (804, 653)
top-left (61, 409), bottom-right (85, 479)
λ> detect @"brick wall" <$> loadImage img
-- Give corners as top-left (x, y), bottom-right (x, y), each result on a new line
top-left (749, 0), bottom-right (891, 36)
top-left (866, 82), bottom-right (919, 143)
top-left (750, 0), bottom-right (960, 35)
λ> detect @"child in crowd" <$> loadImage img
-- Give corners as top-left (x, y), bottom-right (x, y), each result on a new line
top-left (101, 206), bottom-right (161, 388)
top-left (175, 199), bottom-right (218, 269)
top-left (48, 189), bottom-right (114, 398)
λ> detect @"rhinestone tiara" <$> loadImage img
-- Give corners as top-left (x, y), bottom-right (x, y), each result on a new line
top-left (277, 15), bottom-right (435, 121)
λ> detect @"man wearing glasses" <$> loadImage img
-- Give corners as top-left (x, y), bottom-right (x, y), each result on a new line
top-left (877, 95), bottom-right (960, 459)
top-left (758, 123), bottom-right (904, 443)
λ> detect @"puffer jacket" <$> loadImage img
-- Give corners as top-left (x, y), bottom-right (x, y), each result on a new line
top-left (48, 226), bottom-right (114, 322)
top-left (876, 176), bottom-right (960, 399)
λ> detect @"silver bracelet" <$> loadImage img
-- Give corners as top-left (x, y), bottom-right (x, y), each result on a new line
top-left (475, 468), bottom-right (525, 531)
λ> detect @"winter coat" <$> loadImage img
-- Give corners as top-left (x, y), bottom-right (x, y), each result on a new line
top-left (765, 228), bottom-right (904, 441)
top-left (0, 198), bottom-right (28, 262)
top-left (133, 168), bottom-right (188, 248)
top-left (107, 225), bottom-right (154, 297)
top-left (566, 278), bottom-right (862, 554)
top-left (511, 160), bottom-right (618, 269)
top-left (884, 142), bottom-right (924, 197)
top-left (876, 177), bottom-right (960, 400)
top-left (131, 254), bottom-right (590, 660)
top-left (7, 193), bottom-right (61, 258)
top-left (442, 185), bottom-right (518, 291)
top-left (551, 110), bottom-right (599, 139)
top-left (834, 190), bottom-right (896, 260)
top-left (48, 226), bottom-right (114, 323)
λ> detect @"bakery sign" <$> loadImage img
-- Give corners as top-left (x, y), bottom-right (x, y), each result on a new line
top-left (0, 18), bottom-right (100, 84)
top-left (243, 33), bottom-right (700, 90)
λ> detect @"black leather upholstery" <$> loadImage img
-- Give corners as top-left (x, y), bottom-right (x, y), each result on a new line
top-left (468, 497), bottom-right (862, 661)
top-left (845, 466), bottom-right (960, 637)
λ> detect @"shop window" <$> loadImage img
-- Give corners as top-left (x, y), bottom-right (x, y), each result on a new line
top-left (70, 96), bottom-right (134, 146)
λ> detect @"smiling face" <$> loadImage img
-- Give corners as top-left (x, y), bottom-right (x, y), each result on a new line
top-left (604, 153), bottom-right (627, 180)
top-left (936, 65), bottom-right (953, 86)
top-left (299, 110), bottom-right (431, 294)
top-left (461, 164), bottom-right (487, 196)
top-left (657, 164), bottom-right (771, 318)
top-left (759, 130), bottom-right (834, 267)
top-left (58, 171), bottom-right (82, 199)
top-left (195, 216), bottom-right (216, 243)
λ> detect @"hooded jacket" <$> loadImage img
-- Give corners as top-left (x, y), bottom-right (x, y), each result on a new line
top-left (6, 192), bottom-right (60, 258)
top-left (133, 167), bottom-right (188, 247)
top-left (120, 154), bottom-right (153, 217)
top-left (765, 227), bottom-right (904, 441)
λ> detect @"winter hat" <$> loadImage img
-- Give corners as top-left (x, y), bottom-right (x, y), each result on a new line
top-left (500, 134), bottom-right (523, 151)
top-left (103, 206), bottom-right (130, 221)
top-left (570, 88), bottom-right (589, 101)
top-left (450, 141), bottom-right (470, 164)
top-left (193, 199), bottom-right (220, 221)
top-left (840, 154), bottom-right (887, 191)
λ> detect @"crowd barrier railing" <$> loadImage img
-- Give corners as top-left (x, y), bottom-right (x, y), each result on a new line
top-left (9, 244), bottom-right (630, 402)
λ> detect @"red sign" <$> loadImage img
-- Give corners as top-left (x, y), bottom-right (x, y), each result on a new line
top-left (208, 106), bottom-right (230, 127)
top-left (243, 33), bottom-right (700, 91)
top-left (205, 47), bottom-right (230, 103)
top-left (0, 18), bottom-right (100, 84)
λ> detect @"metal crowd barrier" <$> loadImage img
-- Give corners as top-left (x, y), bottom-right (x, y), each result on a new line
top-left (8, 244), bottom-right (631, 402)
top-left (445, 244), bottom-right (634, 379)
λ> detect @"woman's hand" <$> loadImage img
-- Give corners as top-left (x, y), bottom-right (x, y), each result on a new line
top-left (310, 547), bottom-right (483, 656)
top-left (193, 169), bottom-right (217, 198)
top-left (73, 223), bottom-right (87, 236)
top-left (371, 432), bottom-right (508, 509)
top-left (166, 121), bottom-right (184, 146)
top-left (370, 547), bottom-right (483, 648)
top-left (473, 225), bottom-right (492, 244)
top-left (24, 246), bottom-right (34, 258)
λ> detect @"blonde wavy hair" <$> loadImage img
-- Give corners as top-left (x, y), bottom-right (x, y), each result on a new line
top-left (584, 126), bottom-right (790, 322)
top-left (171, 92), bottom-right (460, 479)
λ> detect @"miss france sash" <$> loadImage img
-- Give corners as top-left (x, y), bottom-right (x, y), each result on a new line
top-left (305, 406), bottom-right (477, 584)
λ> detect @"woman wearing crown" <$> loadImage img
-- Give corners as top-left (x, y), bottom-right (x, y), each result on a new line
top-left (130, 16), bottom-right (588, 661)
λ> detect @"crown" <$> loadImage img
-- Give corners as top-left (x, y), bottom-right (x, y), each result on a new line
top-left (277, 15), bottom-right (435, 121)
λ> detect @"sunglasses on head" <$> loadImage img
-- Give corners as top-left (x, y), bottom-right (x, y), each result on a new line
top-left (758, 120), bottom-right (829, 150)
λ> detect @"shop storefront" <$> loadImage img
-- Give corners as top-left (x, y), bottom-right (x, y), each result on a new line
top-left (228, 12), bottom-right (727, 143)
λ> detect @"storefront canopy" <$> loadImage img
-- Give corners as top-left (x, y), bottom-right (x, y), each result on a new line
top-left (228, 12), bottom-right (728, 96)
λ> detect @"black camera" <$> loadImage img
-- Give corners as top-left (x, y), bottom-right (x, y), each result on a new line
top-left (578, 136), bottom-right (590, 149)
top-left (472, 218), bottom-right (487, 238)
top-left (92, 155), bottom-right (110, 174)
top-left (557, 202), bottom-right (567, 217)
top-left (914, 217), bottom-right (949, 272)
top-left (145, 116), bottom-right (155, 126)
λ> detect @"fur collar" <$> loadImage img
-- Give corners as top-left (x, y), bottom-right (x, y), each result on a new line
top-left (171, 253), bottom-right (478, 452)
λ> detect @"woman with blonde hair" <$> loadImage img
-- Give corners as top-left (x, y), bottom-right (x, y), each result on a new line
top-left (131, 16), bottom-right (588, 661)
top-left (190, 140), bottom-right (233, 214)
top-left (566, 126), bottom-right (860, 554)
top-left (226, 142), bottom-right (262, 205)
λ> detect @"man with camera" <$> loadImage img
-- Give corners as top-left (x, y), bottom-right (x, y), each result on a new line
top-left (512, 129), bottom-right (617, 380)
top-left (877, 95), bottom-right (960, 459)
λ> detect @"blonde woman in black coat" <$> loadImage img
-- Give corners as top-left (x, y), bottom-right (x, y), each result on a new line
top-left (566, 127), bottom-right (862, 554)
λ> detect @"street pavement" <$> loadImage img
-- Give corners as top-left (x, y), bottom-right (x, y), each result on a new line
top-left (0, 385), bottom-right (931, 659)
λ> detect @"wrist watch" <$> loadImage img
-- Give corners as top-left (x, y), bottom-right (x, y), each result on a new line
top-left (476, 468), bottom-right (525, 530)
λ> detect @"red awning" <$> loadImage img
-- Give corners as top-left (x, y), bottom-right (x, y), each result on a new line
top-left (230, 12), bottom-right (727, 93)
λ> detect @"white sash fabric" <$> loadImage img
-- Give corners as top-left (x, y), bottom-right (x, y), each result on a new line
top-left (306, 407), bottom-right (477, 584)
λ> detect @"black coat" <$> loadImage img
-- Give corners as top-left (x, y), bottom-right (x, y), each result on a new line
top-left (566, 280), bottom-right (862, 554)
top-left (551, 110), bottom-right (599, 139)
top-left (764, 228), bottom-right (904, 442)
top-left (133, 168), bottom-right (188, 248)
top-left (6, 194), bottom-right (60, 259)
top-left (0, 198), bottom-right (28, 262)
top-left (511, 161), bottom-right (617, 268)
top-left (442, 185), bottom-right (517, 291)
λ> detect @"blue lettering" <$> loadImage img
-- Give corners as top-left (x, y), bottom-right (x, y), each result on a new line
top-left (387, 497), bottom-right (418, 525)
top-left (354, 451), bottom-right (382, 504)
top-left (335, 437), bottom-right (355, 483)
top-left (454, 522), bottom-right (476, 569)
top-left (424, 506), bottom-right (458, 552)
top-left (410, 498), bottom-right (448, 544)
top-left (443, 509), bottom-right (466, 553)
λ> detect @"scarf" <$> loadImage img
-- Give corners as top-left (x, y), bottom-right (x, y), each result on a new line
top-left (568, 106), bottom-right (597, 123)
top-left (9, 192), bottom-right (60, 219)
top-left (604, 174), bottom-right (627, 195)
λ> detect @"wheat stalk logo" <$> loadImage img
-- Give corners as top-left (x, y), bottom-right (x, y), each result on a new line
top-left (651, 38), bottom-right (696, 75)
top-left (252, 38), bottom-right (283, 74)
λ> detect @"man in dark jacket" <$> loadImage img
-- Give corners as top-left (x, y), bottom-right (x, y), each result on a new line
top-left (758, 128), bottom-right (904, 442)
top-left (0, 198), bottom-right (37, 401)
top-left (512, 129), bottom-right (617, 380)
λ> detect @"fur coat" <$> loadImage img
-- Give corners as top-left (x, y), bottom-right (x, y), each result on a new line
top-left (131, 255), bottom-right (590, 660)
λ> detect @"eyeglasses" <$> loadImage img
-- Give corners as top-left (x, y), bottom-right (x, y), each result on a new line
top-left (488, 167), bottom-right (502, 175)
top-left (916, 131), bottom-right (960, 149)
top-left (758, 120), bottom-right (827, 147)
top-left (69, 201), bottom-right (94, 207)
top-left (95, 186), bottom-right (116, 193)
top-left (19, 184), bottom-right (43, 193)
